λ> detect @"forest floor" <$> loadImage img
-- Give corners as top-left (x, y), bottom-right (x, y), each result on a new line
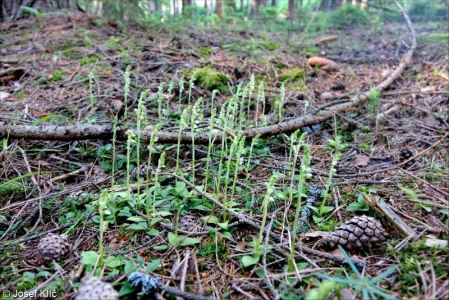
top-left (0, 10), bottom-right (448, 300)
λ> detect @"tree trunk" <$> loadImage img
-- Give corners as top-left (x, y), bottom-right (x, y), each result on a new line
top-left (271, 0), bottom-right (276, 6)
top-left (288, 0), bottom-right (294, 20)
top-left (251, 0), bottom-right (264, 15)
top-left (216, 0), bottom-right (223, 18)
top-left (182, 0), bottom-right (193, 12)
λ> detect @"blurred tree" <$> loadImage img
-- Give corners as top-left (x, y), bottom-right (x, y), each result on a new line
top-left (182, 0), bottom-right (193, 12)
top-left (288, 0), bottom-right (294, 20)
top-left (216, 0), bottom-right (223, 18)
top-left (251, 0), bottom-right (264, 15)
top-left (320, 0), bottom-right (340, 11)
top-left (0, 0), bottom-right (82, 22)
top-left (173, 0), bottom-right (179, 14)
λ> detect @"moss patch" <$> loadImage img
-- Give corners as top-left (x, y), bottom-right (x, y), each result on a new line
top-left (184, 67), bottom-right (230, 91)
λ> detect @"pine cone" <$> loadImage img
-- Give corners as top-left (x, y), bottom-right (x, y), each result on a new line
top-left (399, 148), bottom-right (414, 165)
top-left (37, 233), bottom-right (72, 262)
top-left (323, 215), bottom-right (386, 250)
top-left (75, 274), bottom-right (119, 300)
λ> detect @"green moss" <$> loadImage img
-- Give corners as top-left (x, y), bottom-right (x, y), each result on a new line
top-left (14, 90), bottom-right (27, 99)
top-left (80, 54), bottom-right (99, 66)
top-left (62, 49), bottom-right (76, 57)
top-left (315, 219), bottom-right (340, 232)
top-left (200, 48), bottom-right (213, 56)
top-left (50, 70), bottom-right (67, 82)
top-left (386, 239), bottom-right (449, 297)
top-left (426, 33), bottom-right (449, 43)
top-left (0, 181), bottom-right (24, 196)
top-left (279, 68), bottom-right (307, 83)
top-left (257, 40), bottom-right (281, 51)
top-left (184, 67), bottom-right (230, 91)
top-left (275, 62), bottom-right (286, 69)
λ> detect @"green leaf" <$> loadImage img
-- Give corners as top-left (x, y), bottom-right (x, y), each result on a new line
top-left (307, 205), bottom-right (319, 213)
top-left (175, 181), bottom-right (187, 195)
top-left (153, 245), bottom-right (169, 250)
top-left (168, 232), bottom-right (178, 245)
top-left (241, 255), bottom-right (260, 267)
top-left (195, 205), bottom-right (211, 211)
top-left (156, 211), bottom-right (172, 217)
top-left (320, 206), bottom-right (334, 214)
top-left (36, 270), bottom-right (52, 278)
top-left (126, 222), bottom-right (148, 231)
top-left (347, 202), bottom-right (369, 212)
top-left (147, 228), bottom-right (160, 236)
top-left (150, 218), bottom-right (162, 226)
top-left (146, 259), bottom-right (161, 272)
top-left (137, 255), bottom-right (145, 266)
top-left (124, 260), bottom-right (137, 273)
top-left (179, 237), bottom-right (201, 246)
top-left (400, 187), bottom-right (418, 200)
top-left (222, 231), bottom-right (233, 239)
top-left (439, 208), bottom-right (449, 215)
top-left (118, 283), bottom-right (136, 297)
top-left (312, 215), bottom-right (324, 223)
top-left (20, 6), bottom-right (43, 16)
top-left (201, 215), bottom-right (219, 224)
top-left (127, 216), bottom-right (147, 222)
top-left (106, 256), bottom-right (122, 268)
top-left (415, 203), bottom-right (432, 212)
top-left (217, 221), bottom-right (229, 230)
top-left (80, 251), bottom-right (99, 267)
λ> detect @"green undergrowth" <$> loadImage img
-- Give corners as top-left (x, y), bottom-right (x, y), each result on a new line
top-left (386, 240), bottom-right (449, 298)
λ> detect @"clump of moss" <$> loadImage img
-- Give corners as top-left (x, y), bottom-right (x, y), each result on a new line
top-left (386, 239), bottom-right (449, 297)
top-left (50, 70), bottom-right (67, 82)
top-left (275, 62), bottom-right (286, 69)
top-left (257, 40), bottom-right (281, 51)
top-left (0, 181), bottom-right (24, 197)
top-left (315, 219), bottom-right (340, 232)
top-left (427, 33), bottom-right (449, 43)
top-left (200, 48), bottom-right (213, 56)
top-left (185, 67), bottom-right (230, 91)
top-left (279, 68), bottom-right (307, 83)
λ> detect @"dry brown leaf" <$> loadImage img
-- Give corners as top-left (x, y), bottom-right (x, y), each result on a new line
top-left (235, 240), bottom-right (246, 251)
top-left (353, 155), bottom-right (371, 166)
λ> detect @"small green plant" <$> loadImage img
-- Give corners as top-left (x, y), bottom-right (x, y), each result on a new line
top-left (241, 173), bottom-right (279, 267)
top-left (368, 87), bottom-right (381, 112)
top-left (346, 186), bottom-right (374, 212)
top-left (289, 132), bottom-right (312, 270)
top-left (314, 246), bottom-right (399, 299)
top-left (309, 153), bottom-right (340, 223)
top-left (105, 36), bottom-right (121, 50)
top-left (50, 70), bottom-right (67, 82)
